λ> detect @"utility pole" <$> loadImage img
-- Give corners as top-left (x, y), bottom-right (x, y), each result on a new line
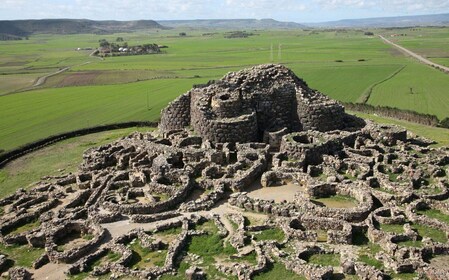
top-left (278, 44), bottom-right (282, 62)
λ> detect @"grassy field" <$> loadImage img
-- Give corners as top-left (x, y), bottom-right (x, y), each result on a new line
top-left (367, 63), bottom-right (449, 119)
top-left (1, 28), bottom-right (449, 151)
top-left (0, 79), bottom-right (193, 151)
top-left (380, 27), bottom-right (449, 66)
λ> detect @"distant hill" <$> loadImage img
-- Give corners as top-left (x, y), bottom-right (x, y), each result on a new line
top-left (307, 13), bottom-right (449, 28)
top-left (159, 18), bottom-right (306, 29)
top-left (0, 19), bottom-right (168, 38)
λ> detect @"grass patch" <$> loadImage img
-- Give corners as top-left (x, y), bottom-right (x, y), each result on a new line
top-left (388, 172), bottom-right (400, 182)
top-left (316, 229), bottom-right (328, 243)
top-left (82, 233), bottom-right (94, 241)
top-left (358, 242), bottom-right (383, 269)
top-left (128, 239), bottom-right (167, 269)
top-left (412, 224), bottom-right (447, 243)
top-left (154, 227), bottom-right (182, 236)
top-left (397, 240), bottom-right (423, 248)
top-left (195, 220), bottom-right (218, 234)
top-left (5, 219), bottom-right (40, 235)
top-left (252, 228), bottom-right (285, 242)
top-left (306, 253), bottom-right (340, 267)
top-left (0, 244), bottom-right (44, 268)
top-left (379, 223), bottom-right (405, 234)
top-left (397, 223), bottom-right (447, 248)
top-left (159, 261), bottom-right (191, 280)
top-left (238, 251), bottom-right (258, 265)
top-left (253, 262), bottom-right (306, 280)
top-left (388, 272), bottom-right (418, 280)
top-left (184, 228), bottom-right (238, 279)
top-left (105, 251), bottom-right (122, 262)
top-left (418, 208), bottom-right (449, 225)
top-left (359, 254), bottom-right (384, 270)
top-left (416, 187), bottom-right (443, 195)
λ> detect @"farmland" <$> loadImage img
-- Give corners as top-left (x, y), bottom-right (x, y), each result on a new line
top-left (1, 27), bottom-right (449, 151)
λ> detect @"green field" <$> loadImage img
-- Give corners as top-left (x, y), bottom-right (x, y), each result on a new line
top-left (381, 27), bottom-right (449, 66)
top-left (1, 27), bottom-right (449, 151)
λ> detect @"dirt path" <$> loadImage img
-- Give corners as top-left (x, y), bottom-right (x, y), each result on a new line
top-left (32, 67), bottom-right (70, 87)
top-left (30, 263), bottom-right (69, 280)
top-left (32, 61), bottom-right (91, 87)
top-left (379, 35), bottom-right (449, 73)
top-left (246, 182), bottom-right (303, 203)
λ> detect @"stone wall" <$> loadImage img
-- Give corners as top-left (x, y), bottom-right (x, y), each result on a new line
top-left (159, 92), bottom-right (191, 134)
top-left (296, 89), bottom-right (346, 132)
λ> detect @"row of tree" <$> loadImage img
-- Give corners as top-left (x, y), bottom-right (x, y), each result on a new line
top-left (343, 102), bottom-right (449, 127)
top-left (0, 34), bottom-right (28, 41)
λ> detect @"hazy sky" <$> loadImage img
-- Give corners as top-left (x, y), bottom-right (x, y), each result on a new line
top-left (2, 0), bottom-right (449, 22)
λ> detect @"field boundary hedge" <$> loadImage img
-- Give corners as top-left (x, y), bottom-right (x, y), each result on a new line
top-left (0, 121), bottom-right (158, 168)
top-left (343, 102), bottom-right (442, 127)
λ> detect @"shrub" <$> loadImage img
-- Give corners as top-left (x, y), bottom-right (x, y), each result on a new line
top-left (439, 117), bottom-right (449, 128)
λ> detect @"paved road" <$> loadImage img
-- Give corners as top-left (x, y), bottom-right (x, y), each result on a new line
top-left (379, 35), bottom-right (449, 73)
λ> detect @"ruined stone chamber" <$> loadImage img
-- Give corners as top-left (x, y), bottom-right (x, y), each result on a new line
top-left (1, 64), bottom-right (449, 280)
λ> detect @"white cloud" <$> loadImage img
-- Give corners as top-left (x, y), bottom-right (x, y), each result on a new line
top-left (315, 0), bottom-right (449, 13)
top-left (315, 0), bottom-right (376, 9)
top-left (225, 0), bottom-right (307, 12)
top-left (0, 0), bottom-right (449, 21)
top-left (382, 0), bottom-right (449, 12)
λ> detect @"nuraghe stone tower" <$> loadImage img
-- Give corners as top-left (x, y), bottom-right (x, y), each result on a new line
top-left (160, 64), bottom-right (355, 144)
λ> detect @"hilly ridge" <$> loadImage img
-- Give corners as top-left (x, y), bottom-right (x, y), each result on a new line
top-left (0, 19), bottom-right (168, 37)
top-left (308, 13), bottom-right (449, 28)
top-left (158, 18), bottom-right (306, 29)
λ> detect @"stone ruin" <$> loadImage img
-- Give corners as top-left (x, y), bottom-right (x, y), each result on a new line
top-left (0, 64), bottom-right (448, 280)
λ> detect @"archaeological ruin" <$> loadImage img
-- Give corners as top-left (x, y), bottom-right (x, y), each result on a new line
top-left (0, 64), bottom-right (448, 280)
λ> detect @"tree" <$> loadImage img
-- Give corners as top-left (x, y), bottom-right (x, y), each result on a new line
top-left (110, 43), bottom-right (119, 52)
top-left (99, 39), bottom-right (110, 48)
top-left (179, 32), bottom-right (187, 37)
top-left (439, 117), bottom-right (449, 128)
top-left (116, 37), bottom-right (124, 42)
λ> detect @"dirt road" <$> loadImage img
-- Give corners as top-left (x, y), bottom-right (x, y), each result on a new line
top-left (379, 35), bottom-right (449, 73)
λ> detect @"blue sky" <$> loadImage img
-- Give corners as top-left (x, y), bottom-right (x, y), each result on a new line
top-left (1, 0), bottom-right (449, 22)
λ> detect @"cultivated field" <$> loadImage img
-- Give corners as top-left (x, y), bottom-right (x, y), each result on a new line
top-left (1, 27), bottom-right (449, 151)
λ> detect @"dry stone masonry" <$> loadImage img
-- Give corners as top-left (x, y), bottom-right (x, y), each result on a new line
top-left (0, 64), bottom-right (448, 280)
